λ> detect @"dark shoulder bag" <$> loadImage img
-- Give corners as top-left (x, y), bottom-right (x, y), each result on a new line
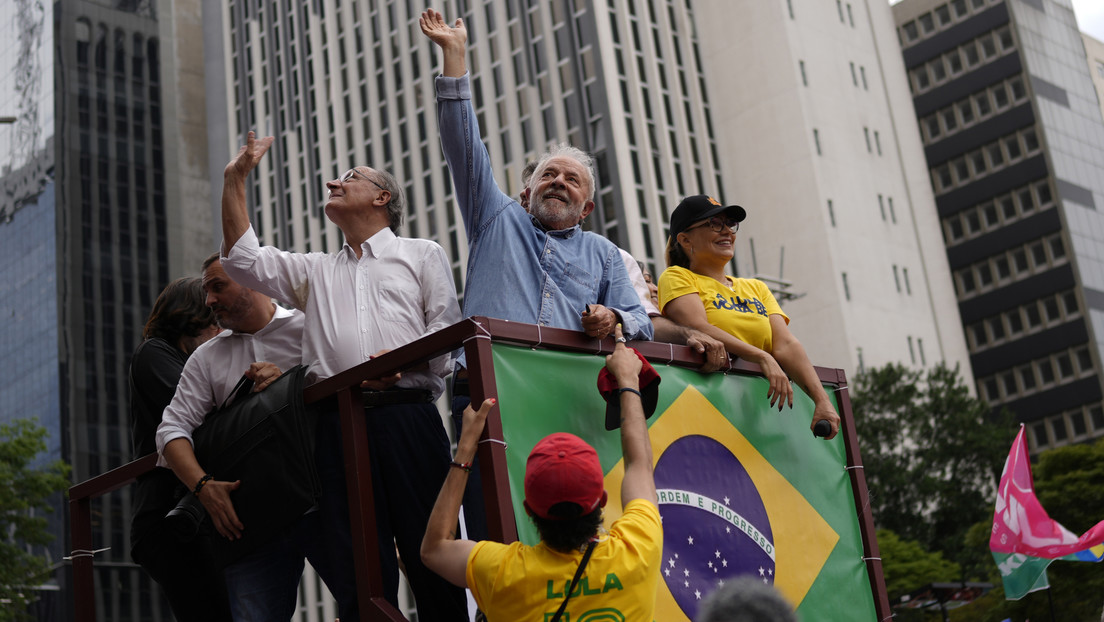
top-left (166, 365), bottom-right (320, 567)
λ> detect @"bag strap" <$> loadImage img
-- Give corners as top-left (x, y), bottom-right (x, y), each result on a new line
top-left (550, 540), bottom-right (597, 622)
top-left (220, 375), bottom-right (255, 411)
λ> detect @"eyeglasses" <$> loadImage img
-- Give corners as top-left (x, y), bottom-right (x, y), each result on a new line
top-left (686, 215), bottom-right (740, 234)
top-left (340, 168), bottom-right (387, 192)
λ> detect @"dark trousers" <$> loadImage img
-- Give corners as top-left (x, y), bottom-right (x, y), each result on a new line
top-left (324, 400), bottom-right (467, 621)
top-left (132, 526), bottom-right (232, 622)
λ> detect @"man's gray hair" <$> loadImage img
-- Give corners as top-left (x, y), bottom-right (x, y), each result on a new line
top-left (532, 143), bottom-right (597, 202)
top-left (696, 578), bottom-right (799, 622)
top-left (374, 168), bottom-right (405, 232)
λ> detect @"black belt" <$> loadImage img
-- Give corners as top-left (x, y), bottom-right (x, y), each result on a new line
top-left (361, 388), bottom-right (434, 407)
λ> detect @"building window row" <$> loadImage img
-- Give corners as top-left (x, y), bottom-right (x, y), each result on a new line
top-left (1029, 403), bottom-right (1104, 452)
top-left (836, 1), bottom-right (856, 28)
top-left (931, 126), bottom-right (1040, 195)
top-left (942, 179), bottom-right (1054, 245)
top-left (967, 289), bottom-right (1080, 353)
top-left (953, 231), bottom-right (1067, 299)
top-left (878, 194), bottom-right (897, 223)
top-left (907, 335), bottom-right (927, 366)
top-left (920, 74), bottom-right (1029, 144)
top-left (898, 0), bottom-right (997, 47)
top-left (908, 25), bottom-right (1014, 95)
top-left (977, 346), bottom-right (1096, 406)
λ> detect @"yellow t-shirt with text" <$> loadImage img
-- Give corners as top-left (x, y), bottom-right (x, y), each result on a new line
top-left (658, 265), bottom-right (787, 352)
top-left (466, 500), bottom-right (662, 621)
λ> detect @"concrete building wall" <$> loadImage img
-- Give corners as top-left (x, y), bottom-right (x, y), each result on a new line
top-left (694, 0), bottom-right (973, 381)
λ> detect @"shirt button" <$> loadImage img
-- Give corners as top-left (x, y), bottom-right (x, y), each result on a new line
top-left (545, 292), bottom-right (551, 298)
top-left (360, 305), bottom-right (366, 310)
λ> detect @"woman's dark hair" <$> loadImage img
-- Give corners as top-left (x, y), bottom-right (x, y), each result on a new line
top-left (529, 504), bottom-right (603, 553)
top-left (666, 235), bottom-right (691, 269)
top-left (143, 277), bottom-right (215, 342)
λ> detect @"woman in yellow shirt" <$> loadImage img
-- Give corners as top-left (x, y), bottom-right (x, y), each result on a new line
top-left (658, 195), bottom-right (840, 439)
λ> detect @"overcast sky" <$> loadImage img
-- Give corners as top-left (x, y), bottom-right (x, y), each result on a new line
top-left (1071, 0), bottom-right (1104, 42)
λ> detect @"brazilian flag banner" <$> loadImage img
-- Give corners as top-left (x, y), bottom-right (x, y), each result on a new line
top-left (491, 344), bottom-right (878, 622)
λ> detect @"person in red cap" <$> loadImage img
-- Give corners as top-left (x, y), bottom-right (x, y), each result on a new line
top-left (421, 324), bottom-right (662, 620)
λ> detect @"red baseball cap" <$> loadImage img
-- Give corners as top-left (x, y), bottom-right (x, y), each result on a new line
top-left (523, 433), bottom-right (607, 520)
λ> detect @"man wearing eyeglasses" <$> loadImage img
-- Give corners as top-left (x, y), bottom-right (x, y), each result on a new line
top-left (218, 134), bottom-right (468, 620)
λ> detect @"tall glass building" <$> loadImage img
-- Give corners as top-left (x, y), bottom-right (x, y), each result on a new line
top-left (893, 0), bottom-right (1104, 452)
top-left (2, 0), bottom-right (212, 618)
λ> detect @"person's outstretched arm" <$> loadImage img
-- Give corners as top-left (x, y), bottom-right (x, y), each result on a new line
top-left (421, 397), bottom-right (497, 587)
top-left (221, 131), bottom-right (274, 255)
top-left (606, 325), bottom-right (658, 507)
top-left (768, 315), bottom-right (841, 439)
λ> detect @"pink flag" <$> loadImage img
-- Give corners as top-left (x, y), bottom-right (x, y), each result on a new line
top-left (990, 426), bottom-right (1104, 558)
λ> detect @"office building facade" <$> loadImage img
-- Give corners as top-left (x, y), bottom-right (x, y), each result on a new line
top-left (689, 0), bottom-right (973, 379)
top-left (2, 0), bottom-right (212, 618)
top-left (893, 0), bottom-right (1104, 451)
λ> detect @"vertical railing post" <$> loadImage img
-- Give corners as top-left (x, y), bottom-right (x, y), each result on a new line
top-left (335, 387), bottom-right (406, 621)
top-left (464, 332), bottom-right (518, 544)
top-left (70, 496), bottom-right (96, 622)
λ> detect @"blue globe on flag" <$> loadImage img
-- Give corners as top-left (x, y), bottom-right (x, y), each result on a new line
top-left (654, 434), bottom-right (775, 619)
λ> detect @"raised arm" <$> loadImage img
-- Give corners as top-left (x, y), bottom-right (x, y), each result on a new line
top-left (221, 131), bottom-right (274, 255)
top-left (421, 397), bottom-right (497, 587)
top-left (605, 325), bottom-right (658, 507)
top-left (768, 315), bottom-right (841, 439)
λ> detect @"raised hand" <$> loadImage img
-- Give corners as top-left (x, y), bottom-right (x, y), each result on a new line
top-left (419, 9), bottom-right (467, 49)
top-left (224, 131), bottom-right (274, 181)
top-left (604, 324), bottom-right (643, 389)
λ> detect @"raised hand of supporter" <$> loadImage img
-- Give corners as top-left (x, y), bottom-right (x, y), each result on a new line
top-left (604, 324), bottom-right (642, 389)
top-left (458, 398), bottom-right (496, 457)
top-left (245, 362), bottom-right (282, 393)
top-left (198, 478), bottom-right (244, 540)
top-left (224, 131), bottom-right (274, 181)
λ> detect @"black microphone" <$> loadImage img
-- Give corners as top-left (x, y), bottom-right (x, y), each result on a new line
top-left (813, 419), bottom-right (832, 438)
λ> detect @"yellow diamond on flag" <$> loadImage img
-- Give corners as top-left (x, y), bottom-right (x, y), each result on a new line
top-left (602, 386), bottom-right (840, 620)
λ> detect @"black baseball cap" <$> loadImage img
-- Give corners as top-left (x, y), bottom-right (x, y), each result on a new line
top-left (669, 195), bottom-right (746, 238)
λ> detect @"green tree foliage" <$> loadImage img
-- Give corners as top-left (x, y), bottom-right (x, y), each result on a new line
top-left (0, 419), bottom-right (71, 621)
top-left (851, 362), bottom-right (1015, 566)
top-left (878, 529), bottom-right (961, 601)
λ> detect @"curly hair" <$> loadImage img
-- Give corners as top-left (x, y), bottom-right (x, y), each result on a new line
top-left (143, 277), bottom-right (215, 343)
top-left (529, 504), bottom-right (604, 553)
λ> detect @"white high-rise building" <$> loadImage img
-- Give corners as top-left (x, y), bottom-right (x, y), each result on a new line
top-left (692, 0), bottom-right (973, 379)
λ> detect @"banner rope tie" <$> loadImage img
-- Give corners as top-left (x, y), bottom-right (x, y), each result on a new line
top-left (533, 324), bottom-right (542, 350)
top-left (479, 438), bottom-right (507, 449)
top-left (845, 465), bottom-right (864, 471)
top-left (65, 547), bottom-right (110, 561)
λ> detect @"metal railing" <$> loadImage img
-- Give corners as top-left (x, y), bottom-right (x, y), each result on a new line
top-left (69, 316), bottom-right (891, 621)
